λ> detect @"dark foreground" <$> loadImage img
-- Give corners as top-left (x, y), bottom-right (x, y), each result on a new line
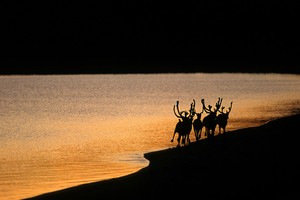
top-left (26, 114), bottom-right (300, 200)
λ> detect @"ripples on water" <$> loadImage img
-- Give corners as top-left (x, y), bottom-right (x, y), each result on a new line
top-left (0, 73), bottom-right (299, 200)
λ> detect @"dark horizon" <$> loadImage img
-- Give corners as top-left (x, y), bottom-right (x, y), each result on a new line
top-left (1, 62), bottom-right (299, 75)
top-left (2, 1), bottom-right (300, 74)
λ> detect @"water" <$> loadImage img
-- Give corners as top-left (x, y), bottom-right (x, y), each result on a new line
top-left (1, 73), bottom-right (300, 200)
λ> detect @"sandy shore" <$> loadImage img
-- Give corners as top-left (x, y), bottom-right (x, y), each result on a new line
top-left (25, 113), bottom-right (300, 199)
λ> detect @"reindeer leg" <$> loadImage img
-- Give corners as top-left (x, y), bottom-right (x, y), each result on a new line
top-left (199, 129), bottom-right (202, 140)
top-left (171, 132), bottom-right (176, 142)
top-left (182, 137), bottom-right (186, 146)
top-left (207, 130), bottom-right (210, 140)
top-left (175, 135), bottom-right (182, 147)
top-left (177, 135), bottom-right (182, 146)
top-left (207, 129), bottom-right (212, 140)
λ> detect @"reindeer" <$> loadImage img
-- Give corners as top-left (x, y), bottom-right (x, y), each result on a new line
top-left (201, 98), bottom-right (223, 139)
top-left (192, 110), bottom-right (204, 141)
top-left (171, 99), bottom-right (196, 147)
top-left (216, 101), bottom-right (233, 134)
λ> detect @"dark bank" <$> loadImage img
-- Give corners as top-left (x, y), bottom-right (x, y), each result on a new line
top-left (25, 113), bottom-right (300, 200)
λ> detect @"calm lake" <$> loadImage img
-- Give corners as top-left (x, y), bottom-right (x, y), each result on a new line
top-left (1, 73), bottom-right (300, 200)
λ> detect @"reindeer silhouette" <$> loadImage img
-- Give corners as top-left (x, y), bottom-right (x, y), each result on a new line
top-left (216, 101), bottom-right (233, 134)
top-left (171, 99), bottom-right (196, 147)
top-left (201, 98), bottom-right (223, 139)
top-left (193, 111), bottom-right (203, 141)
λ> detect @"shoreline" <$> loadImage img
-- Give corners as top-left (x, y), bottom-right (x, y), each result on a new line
top-left (25, 113), bottom-right (300, 199)
top-left (1, 65), bottom-right (299, 75)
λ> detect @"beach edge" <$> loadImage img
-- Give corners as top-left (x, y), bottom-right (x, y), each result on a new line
top-left (25, 113), bottom-right (300, 200)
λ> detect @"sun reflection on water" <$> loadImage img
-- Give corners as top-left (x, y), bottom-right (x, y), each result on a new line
top-left (0, 73), bottom-right (299, 200)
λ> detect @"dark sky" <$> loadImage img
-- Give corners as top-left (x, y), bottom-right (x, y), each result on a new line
top-left (1, 1), bottom-right (300, 74)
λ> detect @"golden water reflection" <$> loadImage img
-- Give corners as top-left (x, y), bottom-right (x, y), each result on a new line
top-left (0, 73), bottom-right (299, 200)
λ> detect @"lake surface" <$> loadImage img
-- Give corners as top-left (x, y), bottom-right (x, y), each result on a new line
top-left (1, 73), bottom-right (300, 200)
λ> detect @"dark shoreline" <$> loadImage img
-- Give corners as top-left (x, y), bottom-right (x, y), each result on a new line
top-left (25, 113), bottom-right (300, 199)
top-left (1, 64), bottom-right (300, 75)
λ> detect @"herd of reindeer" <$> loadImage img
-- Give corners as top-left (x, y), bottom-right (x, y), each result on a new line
top-left (171, 97), bottom-right (233, 147)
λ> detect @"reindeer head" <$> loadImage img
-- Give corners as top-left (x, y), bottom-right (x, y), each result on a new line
top-left (202, 97), bottom-right (223, 114)
top-left (195, 112), bottom-right (202, 119)
top-left (173, 99), bottom-right (196, 120)
top-left (218, 101), bottom-right (233, 117)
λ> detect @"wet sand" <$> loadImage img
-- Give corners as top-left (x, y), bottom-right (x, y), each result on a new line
top-left (25, 113), bottom-right (300, 199)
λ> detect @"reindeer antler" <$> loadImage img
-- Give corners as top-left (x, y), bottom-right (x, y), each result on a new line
top-left (214, 97), bottom-right (223, 112)
top-left (201, 99), bottom-right (210, 113)
top-left (218, 101), bottom-right (233, 114)
top-left (173, 101), bottom-right (182, 118)
top-left (227, 101), bottom-right (233, 113)
top-left (188, 99), bottom-right (196, 118)
top-left (218, 106), bottom-right (225, 114)
top-left (174, 99), bottom-right (197, 119)
top-left (173, 100), bottom-right (190, 118)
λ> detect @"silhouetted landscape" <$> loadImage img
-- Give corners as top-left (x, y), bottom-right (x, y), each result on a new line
top-left (2, 1), bottom-right (300, 74)
top-left (2, 2), bottom-right (300, 198)
top-left (26, 113), bottom-right (300, 199)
